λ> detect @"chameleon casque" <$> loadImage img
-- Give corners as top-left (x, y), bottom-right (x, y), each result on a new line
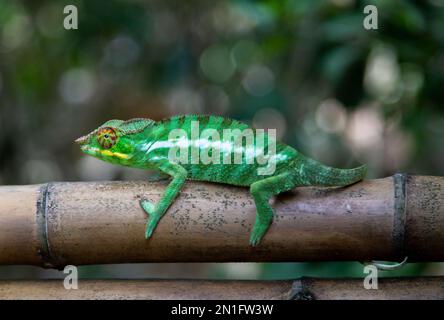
top-left (75, 115), bottom-right (367, 246)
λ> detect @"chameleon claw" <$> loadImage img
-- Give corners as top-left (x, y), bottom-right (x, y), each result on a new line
top-left (249, 224), bottom-right (268, 246)
top-left (249, 233), bottom-right (262, 247)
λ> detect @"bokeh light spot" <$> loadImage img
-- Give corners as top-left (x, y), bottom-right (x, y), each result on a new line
top-left (253, 108), bottom-right (286, 140)
top-left (231, 39), bottom-right (261, 71)
top-left (165, 87), bottom-right (203, 114)
top-left (58, 68), bottom-right (96, 105)
top-left (346, 104), bottom-right (383, 150)
top-left (402, 63), bottom-right (424, 94)
top-left (103, 35), bottom-right (140, 68)
top-left (200, 45), bottom-right (236, 83)
top-left (364, 45), bottom-right (401, 103)
top-left (199, 85), bottom-right (230, 114)
top-left (242, 65), bottom-right (275, 97)
top-left (315, 99), bottom-right (347, 133)
top-left (36, 4), bottom-right (63, 38)
top-left (1, 14), bottom-right (33, 51)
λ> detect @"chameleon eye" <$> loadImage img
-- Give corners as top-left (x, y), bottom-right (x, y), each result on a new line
top-left (97, 127), bottom-right (117, 149)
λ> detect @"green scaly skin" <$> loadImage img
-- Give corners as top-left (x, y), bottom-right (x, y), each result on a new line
top-left (75, 115), bottom-right (367, 246)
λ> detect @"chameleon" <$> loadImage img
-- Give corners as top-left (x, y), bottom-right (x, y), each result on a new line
top-left (75, 115), bottom-right (367, 246)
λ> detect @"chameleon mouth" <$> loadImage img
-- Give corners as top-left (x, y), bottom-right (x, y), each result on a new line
top-left (79, 145), bottom-right (97, 157)
top-left (99, 149), bottom-right (131, 159)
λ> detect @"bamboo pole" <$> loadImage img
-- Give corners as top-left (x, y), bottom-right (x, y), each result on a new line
top-left (0, 277), bottom-right (442, 300)
top-left (0, 174), bottom-right (443, 268)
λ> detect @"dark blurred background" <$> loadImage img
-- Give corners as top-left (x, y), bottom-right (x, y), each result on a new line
top-left (0, 0), bottom-right (443, 280)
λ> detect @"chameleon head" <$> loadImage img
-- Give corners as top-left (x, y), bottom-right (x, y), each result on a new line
top-left (75, 118), bottom-right (154, 165)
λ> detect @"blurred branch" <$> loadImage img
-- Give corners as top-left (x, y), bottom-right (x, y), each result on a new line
top-left (0, 277), bottom-right (443, 300)
top-left (0, 175), bottom-right (443, 268)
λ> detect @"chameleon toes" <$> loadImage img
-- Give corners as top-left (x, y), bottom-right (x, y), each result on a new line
top-left (140, 199), bottom-right (155, 216)
top-left (145, 215), bottom-right (161, 239)
top-left (141, 199), bottom-right (162, 238)
top-left (249, 231), bottom-right (263, 247)
top-left (249, 237), bottom-right (260, 247)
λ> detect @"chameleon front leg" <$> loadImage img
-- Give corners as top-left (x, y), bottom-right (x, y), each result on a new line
top-left (140, 161), bottom-right (187, 239)
top-left (249, 172), bottom-right (297, 246)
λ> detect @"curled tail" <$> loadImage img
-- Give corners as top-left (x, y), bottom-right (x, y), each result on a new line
top-left (296, 156), bottom-right (367, 187)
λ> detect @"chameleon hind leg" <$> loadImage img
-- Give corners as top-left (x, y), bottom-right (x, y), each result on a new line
top-left (249, 172), bottom-right (297, 246)
top-left (140, 162), bottom-right (187, 239)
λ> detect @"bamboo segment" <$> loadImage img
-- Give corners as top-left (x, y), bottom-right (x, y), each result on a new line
top-left (0, 185), bottom-right (42, 266)
top-left (0, 175), bottom-right (443, 268)
top-left (0, 277), bottom-right (442, 300)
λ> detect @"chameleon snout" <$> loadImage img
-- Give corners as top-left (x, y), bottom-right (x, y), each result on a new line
top-left (75, 136), bottom-right (88, 145)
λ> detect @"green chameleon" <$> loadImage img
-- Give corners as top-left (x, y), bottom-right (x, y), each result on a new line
top-left (75, 115), bottom-right (367, 246)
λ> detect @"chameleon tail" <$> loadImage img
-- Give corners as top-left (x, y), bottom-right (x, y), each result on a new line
top-left (297, 156), bottom-right (367, 187)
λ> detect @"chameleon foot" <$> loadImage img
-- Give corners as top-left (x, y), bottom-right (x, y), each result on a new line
top-left (140, 199), bottom-right (161, 239)
top-left (145, 215), bottom-right (161, 239)
top-left (249, 225), bottom-right (268, 247)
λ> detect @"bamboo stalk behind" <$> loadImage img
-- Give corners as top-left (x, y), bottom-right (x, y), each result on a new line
top-left (0, 175), bottom-right (442, 268)
top-left (0, 277), bottom-right (442, 300)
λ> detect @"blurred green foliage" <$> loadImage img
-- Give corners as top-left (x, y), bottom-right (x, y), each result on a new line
top-left (0, 0), bottom-right (443, 280)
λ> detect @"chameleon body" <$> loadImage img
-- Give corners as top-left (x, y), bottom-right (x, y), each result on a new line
top-left (75, 115), bottom-right (366, 246)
